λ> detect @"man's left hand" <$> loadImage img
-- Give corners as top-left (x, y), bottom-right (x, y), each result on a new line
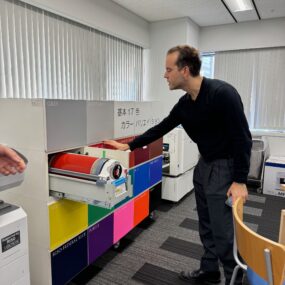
top-left (227, 182), bottom-right (248, 205)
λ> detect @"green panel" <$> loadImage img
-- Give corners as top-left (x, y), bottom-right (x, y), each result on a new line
top-left (88, 205), bottom-right (113, 226)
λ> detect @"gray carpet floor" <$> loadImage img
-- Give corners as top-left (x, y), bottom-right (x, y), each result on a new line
top-left (69, 189), bottom-right (284, 285)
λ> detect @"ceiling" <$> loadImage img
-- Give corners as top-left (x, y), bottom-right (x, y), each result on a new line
top-left (111, 0), bottom-right (285, 27)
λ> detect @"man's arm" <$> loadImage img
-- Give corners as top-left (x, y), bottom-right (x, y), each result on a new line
top-left (0, 144), bottom-right (26, 175)
top-left (216, 85), bottom-right (252, 204)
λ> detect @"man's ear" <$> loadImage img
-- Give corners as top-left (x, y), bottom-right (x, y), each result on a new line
top-left (183, 65), bottom-right (191, 76)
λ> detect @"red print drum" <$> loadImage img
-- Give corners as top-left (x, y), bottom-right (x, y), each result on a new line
top-left (50, 153), bottom-right (123, 180)
top-left (50, 153), bottom-right (99, 174)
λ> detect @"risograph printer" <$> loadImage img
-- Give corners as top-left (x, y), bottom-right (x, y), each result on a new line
top-left (162, 127), bottom-right (199, 202)
top-left (0, 151), bottom-right (30, 285)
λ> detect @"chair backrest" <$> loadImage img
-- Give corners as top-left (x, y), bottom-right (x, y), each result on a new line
top-left (233, 198), bottom-right (285, 285)
top-left (279, 210), bottom-right (285, 246)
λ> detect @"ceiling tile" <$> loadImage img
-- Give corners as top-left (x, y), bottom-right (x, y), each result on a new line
top-left (111, 0), bottom-right (285, 26)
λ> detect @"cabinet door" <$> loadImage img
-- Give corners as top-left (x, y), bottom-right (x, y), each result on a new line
top-left (149, 156), bottom-right (162, 187)
top-left (88, 214), bottom-right (114, 264)
top-left (134, 190), bottom-right (149, 227)
top-left (134, 147), bottom-right (149, 166)
top-left (133, 162), bottom-right (150, 196)
top-left (51, 231), bottom-right (88, 285)
top-left (113, 200), bottom-right (134, 243)
top-left (49, 200), bottom-right (88, 250)
top-left (149, 138), bottom-right (163, 160)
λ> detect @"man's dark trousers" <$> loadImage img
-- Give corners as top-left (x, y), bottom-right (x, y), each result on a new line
top-left (193, 157), bottom-right (243, 284)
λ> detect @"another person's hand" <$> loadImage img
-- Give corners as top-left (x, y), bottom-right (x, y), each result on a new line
top-left (0, 144), bottom-right (26, 175)
top-left (103, 140), bottom-right (130, 151)
top-left (227, 182), bottom-right (248, 205)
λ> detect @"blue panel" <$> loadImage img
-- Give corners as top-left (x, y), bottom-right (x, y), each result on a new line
top-left (247, 267), bottom-right (268, 285)
top-left (51, 231), bottom-right (88, 285)
top-left (149, 156), bottom-right (162, 187)
top-left (133, 162), bottom-right (150, 196)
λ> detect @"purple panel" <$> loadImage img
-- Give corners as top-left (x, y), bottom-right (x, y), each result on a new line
top-left (88, 214), bottom-right (114, 264)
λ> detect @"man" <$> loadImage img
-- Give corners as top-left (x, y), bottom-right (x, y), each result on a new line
top-left (105, 45), bottom-right (252, 285)
top-left (0, 144), bottom-right (26, 175)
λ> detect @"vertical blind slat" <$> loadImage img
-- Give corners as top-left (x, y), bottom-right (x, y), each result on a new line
top-left (0, 0), bottom-right (143, 101)
top-left (214, 48), bottom-right (285, 130)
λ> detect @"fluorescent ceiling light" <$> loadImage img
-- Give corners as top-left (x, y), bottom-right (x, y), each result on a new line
top-left (224, 0), bottom-right (253, 12)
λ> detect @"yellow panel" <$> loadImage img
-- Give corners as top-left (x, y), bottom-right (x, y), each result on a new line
top-left (49, 200), bottom-right (88, 250)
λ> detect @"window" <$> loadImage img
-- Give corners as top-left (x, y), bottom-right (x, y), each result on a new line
top-left (0, 0), bottom-right (143, 101)
top-left (213, 48), bottom-right (285, 132)
top-left (201, 53), bottom-right (215, 79)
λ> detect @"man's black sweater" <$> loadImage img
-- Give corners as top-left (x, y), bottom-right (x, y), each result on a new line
top-left (128, 77), bottom-right (252, 183)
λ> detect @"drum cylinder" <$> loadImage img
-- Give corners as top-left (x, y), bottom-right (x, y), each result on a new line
top-left (50, 153), bottom-right (99, 174)
top-left (50, 153), bottom-right (123, 180)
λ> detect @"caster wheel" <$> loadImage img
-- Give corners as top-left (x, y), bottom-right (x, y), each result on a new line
top-left (257, 187), bottom-right (262, 194)
top-left (113, 241), bottom-right (120, 249)
top-left (149, 210), bottom-right (156, 220)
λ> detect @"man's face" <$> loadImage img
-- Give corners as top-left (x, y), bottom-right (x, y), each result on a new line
top-left (164, 51), bottom-right (185, 90)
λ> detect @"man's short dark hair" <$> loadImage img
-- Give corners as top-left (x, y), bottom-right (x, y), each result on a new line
top-left (167, 45), bottom-right (201, 77)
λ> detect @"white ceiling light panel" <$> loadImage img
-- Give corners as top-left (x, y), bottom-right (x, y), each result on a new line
top-left (224, 0), bottom-right (254, 12)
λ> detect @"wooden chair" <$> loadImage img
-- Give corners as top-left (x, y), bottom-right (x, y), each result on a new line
top-left (230, 198), bottom-right (285, 285)
top-left (279, 210), bottom-right (285, 246)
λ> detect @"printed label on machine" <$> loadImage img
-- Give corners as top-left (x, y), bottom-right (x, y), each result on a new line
top-left (115, 184), bottom-right (126, 197)
top-left (1, 231), bottom-right (21, 252)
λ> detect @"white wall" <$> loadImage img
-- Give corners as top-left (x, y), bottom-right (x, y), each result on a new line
top-left (268, 137), bottom-right (285, 157)
top-left (20, 0), bottom-right (150, 47)
top-left (146, 17), bottom-right (200, 117)
top-left (200, 17), bottom-right (285, 52)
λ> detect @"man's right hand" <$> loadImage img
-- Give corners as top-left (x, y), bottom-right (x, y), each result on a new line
top-left (103, 140), bottom-right (130, 151)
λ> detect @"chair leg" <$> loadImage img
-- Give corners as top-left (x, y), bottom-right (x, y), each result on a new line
top-left (230, 265), bottom-right (241, 285)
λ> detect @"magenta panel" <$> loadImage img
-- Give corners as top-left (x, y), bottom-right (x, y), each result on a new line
top-left (113, 200), bottom-right (134, 243)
